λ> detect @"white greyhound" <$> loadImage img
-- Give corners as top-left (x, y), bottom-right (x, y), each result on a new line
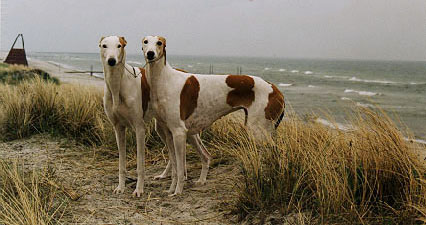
top-left (99, 36), bottom-right (212, 197)
top-left (142, 36), bottom-right (285, 196)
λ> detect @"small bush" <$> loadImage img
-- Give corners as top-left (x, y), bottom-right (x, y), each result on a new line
top-left (0, 64), bottom-right (59, 85)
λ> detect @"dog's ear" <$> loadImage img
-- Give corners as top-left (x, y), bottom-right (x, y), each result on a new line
top-left (119, 36), bottom-right (127, 48)
top-left (158, 36), bottom-right (166, 48)
top-left (99, 36), bottom-right (105, 47)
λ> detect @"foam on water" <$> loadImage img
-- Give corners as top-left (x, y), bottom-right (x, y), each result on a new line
top-left (308, 85), bottom-right (317, 88)
top-left (304, 71), bottom-right (313, 75)
top-left (279, 68), bottom-right (286, 72)
top-left (264, 67), bottom-right (270, 70)
top-left (349, 76), bottom-right (397, 84)
top-left (47, 61), bottom-right (76, 70)
top-left (279, 83), bottom-right (293, 87)
top-left (344, 89), bottom-right (378, 96)
top-left (291, 70), bottom-right (299, 73)
top-left (127, 61), bottom-right (143, 65)
top-left (356, 102), bottom-right (375, 108)
top-left (187, 65), bottom-right (193, 68)
top-left (341, 97), bottom-right (351, 101)
top-left (315, 118), bottom-right (353, 131)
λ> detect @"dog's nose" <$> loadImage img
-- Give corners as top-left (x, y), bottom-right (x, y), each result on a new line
top-left (147, 51), bottom-right (155, 60)
top-left (107, 58), bottom-right (116, 66)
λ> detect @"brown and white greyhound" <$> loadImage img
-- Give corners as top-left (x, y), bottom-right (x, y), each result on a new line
top-left (142, 35), bottom-right (285, 195)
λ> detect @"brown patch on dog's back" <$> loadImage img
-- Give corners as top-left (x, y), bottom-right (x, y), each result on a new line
top-left (264, 83), bottom-right (285, 120)
top-left (139, 67), bottom-right (150, 117)
top-left (180, 76), bottom-right (200, 120)
top-left (225, 75), bottom-right (255, 108)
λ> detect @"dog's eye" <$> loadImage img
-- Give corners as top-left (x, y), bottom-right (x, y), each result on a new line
top-left (117, 45), bottom-right (121, 48)
top-left (157, 41), bottom-right (162, 46)
top-left (144, 40), bottom-right (148, 44)
top-left (102, 44), bottom-right (107, 48)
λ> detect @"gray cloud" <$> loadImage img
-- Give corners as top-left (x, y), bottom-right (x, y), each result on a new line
top-left (1, 0), bottom-right (425, 60)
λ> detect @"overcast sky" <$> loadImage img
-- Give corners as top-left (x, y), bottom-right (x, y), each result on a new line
top-left (1, 0), bottom-right (425, 61)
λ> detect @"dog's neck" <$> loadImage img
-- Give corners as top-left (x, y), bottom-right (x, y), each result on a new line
top-left (102, 56), bottom-right (129, 111)
top-left (145, 56), bottom-right (170, 85)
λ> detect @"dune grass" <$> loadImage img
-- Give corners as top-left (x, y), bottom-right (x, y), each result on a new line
top-left (0, 74), bottom-right (425, 223)
top-left (0, 160), bottom-right (67, 225)
top-left (208, 109), bottom-right (426, 223)
top-left (0, 63), bottom-right (59, 85)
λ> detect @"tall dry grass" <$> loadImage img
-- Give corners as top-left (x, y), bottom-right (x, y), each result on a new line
top-left (209, 109), bottom-right (426, 223)
top-left (0, 63), bottom-right (59, 85)
top-left (0, 160), bottom-right (67, 225)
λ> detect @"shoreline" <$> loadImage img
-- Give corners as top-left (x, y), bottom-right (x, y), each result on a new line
top-left (28, 59), bottom-right (104, 87)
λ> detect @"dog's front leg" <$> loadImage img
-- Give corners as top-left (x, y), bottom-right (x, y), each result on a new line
top-left (133, 125), bottom-right (146, 197)
top-left (113, 125), bottom-right (126, 194)
top-left (171, 129), bottom-right (187, 196)
top-left (189, 134), bottom-right (212, 185)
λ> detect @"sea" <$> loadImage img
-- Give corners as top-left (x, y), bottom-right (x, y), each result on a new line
top-left (26, 52), bottom-right (426, 141)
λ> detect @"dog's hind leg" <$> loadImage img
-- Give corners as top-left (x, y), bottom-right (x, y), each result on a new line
top-left (113, 125), bottom-right (126, 194)
top-left (188, 134), bottom-right (212, 185)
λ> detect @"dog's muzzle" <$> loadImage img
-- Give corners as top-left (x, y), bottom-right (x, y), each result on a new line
top-left (146, 51), bottom-right (155, 61)
top-left (108, 58), bottom-right (116, 66)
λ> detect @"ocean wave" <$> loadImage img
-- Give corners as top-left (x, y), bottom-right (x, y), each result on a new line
top-left (264, 67), bottom-right (270, 70)
top-left (127, 61), bottom-right (143, 65)
top-left (47, 61), bottom-right (75, 70)
top-left (279, 83), bottom-right (293, 87)
top-left (278, 68), bottom-right (286, 72)
top-left (349, 76), bottom-right (397, 84)
top-left (304, 71), bottom-right (313, 75)
top-left (291, 70), bottom-right (299, 73)
top-left (404, 138), bottom-right (426, 145)
top-left (187, 65), bottom-right (193, 68)
top-left (356, 102), bottom-right (375, 108)
top-left (308, 85), bottom-right (317, 88)
top-left (315, 118), bottom-right (353, 131)
top-left (341, 97), bottom-right (351, 101)
top-left (344, 89), bottom-right (378, 96)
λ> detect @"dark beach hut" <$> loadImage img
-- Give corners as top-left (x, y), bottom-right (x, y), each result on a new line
top-left (4, 34), bottom-right (28, 66)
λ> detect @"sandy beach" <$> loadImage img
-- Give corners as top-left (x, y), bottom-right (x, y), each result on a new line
top-left (28, 59), bottom-right (104, 87)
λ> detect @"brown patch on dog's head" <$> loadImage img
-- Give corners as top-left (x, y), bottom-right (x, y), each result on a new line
top-left (174, 68), bottom-right (188, 73)
top-left (264, 83), bottom-right (285, 121)
top-left (98, 36), bottom-right (106, 47)
top-left (139, 67), bottom-right (150, 117)
top-left (119, 36), bottom-right (127, 48)
top-left (157, 36), bottom-right (166, 65)
top-left (180, 76), bottom-right (200, 120)
top-left (225, 75), bottom-right (255, 108)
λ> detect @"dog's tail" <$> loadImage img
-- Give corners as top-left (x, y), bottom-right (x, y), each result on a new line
top-left (274, 110), bottom-right (285, 129)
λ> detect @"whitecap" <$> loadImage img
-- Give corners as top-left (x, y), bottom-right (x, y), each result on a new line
top-left (264, 67), bottom-right (270, 70)
top-left (279, 83), bottom-right (293, 87)
top-left (341, 97), bottom-right (351, 101)
top-left (356, 102), bottom-right (375, 108)
top-left (344, 89), bottom-right (378, 96)
top-left (308, 85), bottom-right (316, 88)
top-left (349, 76), bottom-right (396, 84)
top-left (127, 61), bottom-right (143, 65)
top-left (47, 61), bottom-right (75, 70)
top-left (315, 118), bottom-right (352, 131)
top-left (278, 68), bottom-right (286, 72)
top-left (304, 71), bottom-right (313, 75)
top-left (187, 65), bottom-right (193, 68)
top-left (291, 70), bottom-right (299, 73)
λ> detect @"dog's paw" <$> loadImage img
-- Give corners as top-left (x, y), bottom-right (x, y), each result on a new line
top-left (153, 174), bottom-right (167, 180)
top-left (132, 188), bottom-right (144, 197)
top-left (194, 179), bottom-right (206, 186)
top-left (113, 185), bottom-right (125, 194)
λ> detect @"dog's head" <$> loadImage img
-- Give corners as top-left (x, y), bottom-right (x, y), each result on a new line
top-left (99, 36), bottom-right (127, 67)
top-left (142, 36), bottom-right (166, 64)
